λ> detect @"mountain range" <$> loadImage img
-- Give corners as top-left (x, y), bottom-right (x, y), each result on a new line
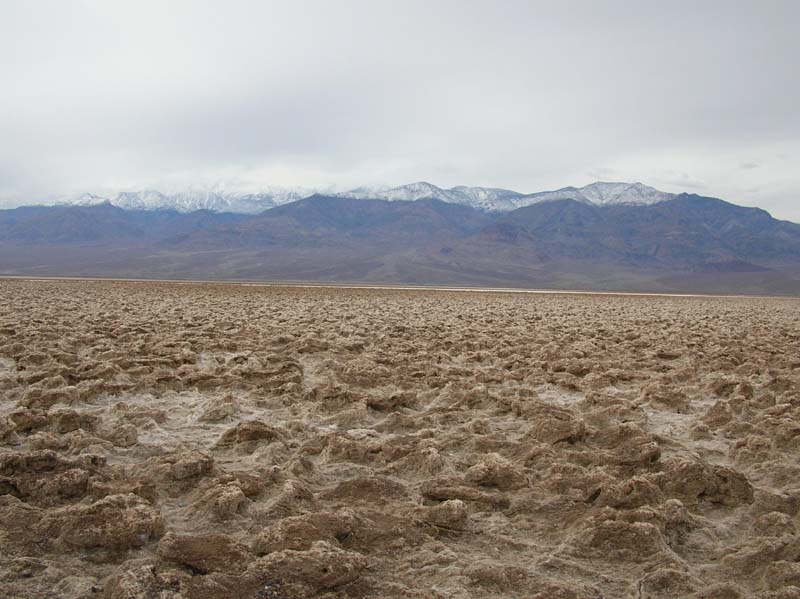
top-left (2, 182), bottom-right (799, 295)
top-left (49, 181), bottom-right (676, 214)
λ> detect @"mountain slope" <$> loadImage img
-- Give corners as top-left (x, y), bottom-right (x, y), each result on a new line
top-left (0, 203), bottom-right (148, 244)
top-left (334, 182), bottom-right (525, 211)
top-left (450, 194), bottom-right (800, 270)
top-left (169, 195), bottom-right (493, 250)
top-left (0, 203), bottom-right (248, 244)
top-left (53, 187), bottom-right (317, 214)
top-left (517, 182), bottom-right (674, 207)
top-left (1, 193), bottom-right (799, 294)
top-left (46, 181), bottom-right (676, 214)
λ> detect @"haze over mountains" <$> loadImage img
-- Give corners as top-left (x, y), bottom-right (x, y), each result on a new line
top-left (49, 181), bottom-right (676, 214)
top-left (2, 182), bottom-right (800, 295)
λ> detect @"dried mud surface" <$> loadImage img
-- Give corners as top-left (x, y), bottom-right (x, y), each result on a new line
top-left (1, 280), bottom-right (799, 599)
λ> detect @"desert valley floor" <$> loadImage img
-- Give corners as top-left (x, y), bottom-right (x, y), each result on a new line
top-left (1, 279), bottom-right (800, 599)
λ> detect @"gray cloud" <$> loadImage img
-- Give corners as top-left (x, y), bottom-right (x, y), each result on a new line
top-left (656, 172), bottom-right (708, 191)
top-left (587, 168), bottom-right (618, 181)
top-left (1, 1), bottom-right (799, 220)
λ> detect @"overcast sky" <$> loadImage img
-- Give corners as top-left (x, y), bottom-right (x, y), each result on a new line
top-left (1, 1), bottom-right (798, 219)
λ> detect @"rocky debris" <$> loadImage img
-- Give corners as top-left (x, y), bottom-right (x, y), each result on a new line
top-left (571, 517), bottom-right (671, 562)
top-left (418, 499), bottom-right (469, 529)
top-left (247, 541), bottom-right (368, 593)
top-left (420, 476), bottom-right (511, 509)
top-left (168, 450), bottom-right (215, 481)
top-left (587, 422), bottom-right (662, 469)
top-left (656, 459), bottom-right (754, 507)
top-left (319, 475), bottom-right (410, 504)
top-left (19, 379), bottom-right (77, 410)
top-left (464, 561), bottom-right (530, 590)
top-left (526, 405), bottom-right (587, 444)
top-left (597, 476), bottom-right (664, 509)
top-left (464, 453), bottom-right (528, 490)
top-left (251, 509), bottom-right (360, 555)
top-left (752, 512), bottom-right (796, 537)
top-left (198, 394), bottom-right (241, 423)
top-left (0, 450), bottom-right (104, 506)
top-left (191, 482), bottom-right (251, 520)
top-left (215, 420), bottom-right (286, 453)
top-left (1, 280), bottom-right (799, 597)
top-left (694, 583), bottom-right (746, 599)
top-left (157, 531), bottom-right (251, 574)
top-left (0, 495), bottom-right (46, 553)
top-left (638, 568), bottom-right (703, 598)
top-left (640, 383), bottom-right (690, 412)
top-left (37, 493), bottom-right (164, 550)
top-left (101, 560), bottom-right (185, 599)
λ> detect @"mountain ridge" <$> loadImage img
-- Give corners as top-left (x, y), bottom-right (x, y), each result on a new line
top-left (1, 192), bottom-right (800, 295)
top-left (41, 181), bottom-right (677, 214)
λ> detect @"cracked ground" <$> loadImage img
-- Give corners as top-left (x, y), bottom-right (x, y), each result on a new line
top-left (1, 279), bottom-right (799, 598)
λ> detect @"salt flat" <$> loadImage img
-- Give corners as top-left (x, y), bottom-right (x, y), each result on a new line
top-left (1, 279), bottom-right (799, 598)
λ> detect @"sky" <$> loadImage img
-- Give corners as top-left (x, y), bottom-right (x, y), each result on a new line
top-left (1, 1), bottom-right (799, 220)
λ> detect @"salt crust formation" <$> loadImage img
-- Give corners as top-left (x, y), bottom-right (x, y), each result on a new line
top-left (0, 280), bottom-right (799, 598)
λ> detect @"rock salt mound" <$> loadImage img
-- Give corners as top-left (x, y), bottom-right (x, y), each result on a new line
top-left (1, 280), bottom-right (799, 597)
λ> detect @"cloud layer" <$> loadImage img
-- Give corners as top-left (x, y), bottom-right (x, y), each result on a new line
top-left (1, 1), bottom-right (798, 219)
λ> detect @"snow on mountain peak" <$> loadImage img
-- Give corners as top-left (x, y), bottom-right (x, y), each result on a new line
top-left (54, 192), bottom-right (111, 207)
top-left (334, 182), bottom-right (525, 211)
top-left (577, 182), bottom-right (674, 206)
top-left (48, 181), bottom-right (676, 213)
top-left (53, 186), bottom-right (317, 214)
top-left (517, 182), bottom-right (674, 207)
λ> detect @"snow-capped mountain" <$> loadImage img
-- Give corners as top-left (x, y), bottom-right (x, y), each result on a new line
top-left (579, 182), bottom-right (673, 205)
top-left (334, 181), bottom-right (673, 210)
top-left (518, 182), bottom-right (675, 207)
top-left (450, 185), bottom-right (526, 211)
top-left (111, 187), bottom-right (317, 213)
top-left (54, 186), bottom-right (317, 214)
top-left (54, 192), bottom-right (113, 207)
top-left (49, 181), bottom-right (675, 213)
top-left (334, 182), bottom-right (525, 211)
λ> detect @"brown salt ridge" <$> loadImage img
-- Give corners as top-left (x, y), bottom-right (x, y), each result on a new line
top-left (0, 279), bottom-right (799, 598)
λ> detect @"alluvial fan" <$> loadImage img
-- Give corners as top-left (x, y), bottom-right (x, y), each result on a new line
top-left (0, 279), bottom-right (799, 598)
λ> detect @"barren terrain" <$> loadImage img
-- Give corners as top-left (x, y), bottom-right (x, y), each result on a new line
top-left (1, 279), bottom-right (799, 598)
top-left (4, 195), bottom-right (800, 296)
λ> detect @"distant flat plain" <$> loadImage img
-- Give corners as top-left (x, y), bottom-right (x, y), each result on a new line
top-left (0, 274), bottom-right (792, 299)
